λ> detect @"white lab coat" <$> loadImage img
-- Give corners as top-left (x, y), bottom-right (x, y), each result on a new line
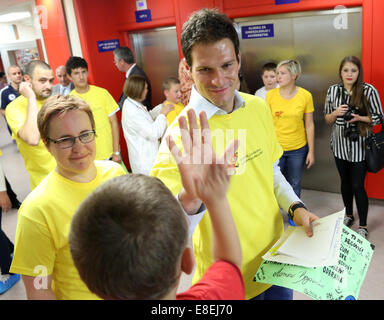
top-left (121, 97), bottom-right (167, 175)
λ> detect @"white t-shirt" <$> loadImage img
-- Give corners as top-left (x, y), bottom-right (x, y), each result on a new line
top-left (255, 84), bottom-right (279, 100)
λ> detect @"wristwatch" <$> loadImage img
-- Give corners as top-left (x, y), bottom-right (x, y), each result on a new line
top-left (288, 202), bottom-right (307, 221)
top-left (113, 151), bottom-right (120, 156)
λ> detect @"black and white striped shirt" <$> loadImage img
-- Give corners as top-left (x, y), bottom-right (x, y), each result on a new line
top-left (324, 83), bottom-right (383, 162)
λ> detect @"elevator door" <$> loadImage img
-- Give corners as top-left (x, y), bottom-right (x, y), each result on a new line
top-left (129, 27), bottom-right (180, 106)
top-left (235, 7), bottom-right (362, 193)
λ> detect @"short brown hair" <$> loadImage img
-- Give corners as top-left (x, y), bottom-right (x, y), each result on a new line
top-left (69, 174), bottom-right (189, 300)
top-left (123, 74), bottom-right (146, 100)
top-left (37, 94), bottom-right (95, 143)
top-left (261, 62), bottom-right (277, 74)
top-left (162, 76), bottom-right (180, 92)
top-left (181, 8), bottom-right (240, 67)
top-left (25, 60), bottom-right (51, 78)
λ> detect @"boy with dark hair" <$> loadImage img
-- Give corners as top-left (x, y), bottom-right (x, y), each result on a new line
top-left (65, 56), bottom-right (122, 163)
top-left (69, 109), bottom-right (244, 300)
top-left (255, 62), bottom-right (278, 99)
top-left (150, 76), bottom-right (184, 126)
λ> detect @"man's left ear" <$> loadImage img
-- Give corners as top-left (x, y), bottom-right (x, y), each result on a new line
top-left (24, 74), bottom-right (31, 83)
top-left (180, 247), bottom-right (195, 275)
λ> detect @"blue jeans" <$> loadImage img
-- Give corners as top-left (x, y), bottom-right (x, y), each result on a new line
top-left (278, 144), bottom-right (308, 198)
top-left (251, 285), bottom-right (293, 300)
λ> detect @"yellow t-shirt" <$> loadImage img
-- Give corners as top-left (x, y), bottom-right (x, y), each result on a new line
top-left (10, 160), bottom-right (126, 300)
top-left (164, 101), bottom-right (185, 126)
top-left (5, 96), bottom-right (56, 190)
top-left (266, 87), bottom-right (314, 151)
top-left (70, 85), bottom-right (119, 160)
top-left (151, 93), bottom-right (283, 299)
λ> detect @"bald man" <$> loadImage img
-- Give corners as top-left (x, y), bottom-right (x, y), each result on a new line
top-left (0, 66), bottom-right (22, 117)
top-left (52, 65), bottom-right (74, 96)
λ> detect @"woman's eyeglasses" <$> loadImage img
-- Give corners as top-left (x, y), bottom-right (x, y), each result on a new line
top-left (47, 130), bottom-right (96, 149)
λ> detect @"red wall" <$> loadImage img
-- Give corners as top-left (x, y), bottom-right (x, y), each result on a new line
top-left (41, 0), bottom-right (384, 198)
top-left (36, 0), bottom-right (72, 76)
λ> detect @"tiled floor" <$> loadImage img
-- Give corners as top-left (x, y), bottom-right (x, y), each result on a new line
top-left (0, 115), bottom-right (383, 300)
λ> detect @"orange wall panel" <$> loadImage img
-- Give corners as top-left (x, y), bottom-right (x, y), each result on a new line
top-left (365, 0), bottom-right (384, 199)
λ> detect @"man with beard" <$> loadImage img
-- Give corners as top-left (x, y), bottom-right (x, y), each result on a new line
top-left (5, 60), bottom-right (56, 190)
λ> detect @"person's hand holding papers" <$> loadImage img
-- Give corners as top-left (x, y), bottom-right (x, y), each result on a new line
top-left (291, 205), bottom-right (320, 237)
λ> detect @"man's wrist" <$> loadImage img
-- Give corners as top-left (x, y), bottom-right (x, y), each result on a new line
top-left (179, 189), bottom-right (202, 215)
top-left (288, 202), bottom-right (307, 220)
top-left (113, 151), bottom-right (120, 156)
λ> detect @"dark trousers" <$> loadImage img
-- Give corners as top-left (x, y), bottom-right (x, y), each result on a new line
top-left (0, 206), bottom-right (15, 274)
top-left (334, 157), bottom-right (368, 226)
top-left (0, 177), bottom-right (19, 274)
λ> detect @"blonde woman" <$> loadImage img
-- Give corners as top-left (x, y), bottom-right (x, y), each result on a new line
top-left (266, 60), bottom-right (315, 197)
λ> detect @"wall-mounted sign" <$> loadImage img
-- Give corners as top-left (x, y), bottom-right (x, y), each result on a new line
top-left (241, 24), bottom-right (274, 39)
top-left (136, 0), bottom-right (147, 10)
top-left (275, 0), bottom-right (300, 4)
top-left (135, 9), bottom-right (152, 23)
top-left (97, 39), bottom-right (120, 53)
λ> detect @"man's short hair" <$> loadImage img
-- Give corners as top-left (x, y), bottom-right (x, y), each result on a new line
top-left (65, 56), bottom-right (88, 76)
top-left (113, 47), bottom-right (135, 64)
top-left (123, 74), bottom-right (146, 101)
top-left (181, 8), bottom-right (240, 67)
top-left (37, 95), bottom-right (95, 143)
top-left (261, 62), bottom-right (277, 74)
top-left (25, 60), bottom-right (51, 79)
top-left (55, 65), bottom-right (66, 74)
top-left (69, 174), bottom-right (189, 300)
top-left (162, 76), bottom-right (180, 92)
top-left (8, 65), bottom-right (21, 74)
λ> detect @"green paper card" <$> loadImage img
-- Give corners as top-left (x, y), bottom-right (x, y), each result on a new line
top-left (254, 226), bottom-right (374, 300)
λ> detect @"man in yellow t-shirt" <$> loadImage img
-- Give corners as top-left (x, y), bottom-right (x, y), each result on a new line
top-left (150, 77), bottom-right (185, 126)
top-left (66, 56), bottom-right (121, 162)
top-left (150, 9), bottom-right (319, 300)
top-left (5, 60), bottom-right (56, 190)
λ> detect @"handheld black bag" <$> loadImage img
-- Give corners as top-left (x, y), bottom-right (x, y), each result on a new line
top-left (365, 117), bottom-right (384, 173)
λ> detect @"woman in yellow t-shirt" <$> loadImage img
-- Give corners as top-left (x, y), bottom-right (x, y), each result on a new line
top-left (266, 60), bottom-right (315, 197)
top-left (9, 95), bottom-right (125, 299)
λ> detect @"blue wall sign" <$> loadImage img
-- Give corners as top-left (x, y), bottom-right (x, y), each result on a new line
top-left (275, 0), bottom-right (300, 4)
top-left (135, 9), bottom-right (152, 23)
top-left (241, 24), bottom-right (274, 39)
top-left (97, 39), bottom-right (120, 53)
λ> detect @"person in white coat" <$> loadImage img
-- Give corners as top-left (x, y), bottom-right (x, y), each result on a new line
top-left (122, 75), bottom-right (173, 175)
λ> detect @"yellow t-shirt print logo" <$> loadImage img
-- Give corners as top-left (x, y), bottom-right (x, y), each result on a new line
top-left (275, 111), bottom-right (284, 118)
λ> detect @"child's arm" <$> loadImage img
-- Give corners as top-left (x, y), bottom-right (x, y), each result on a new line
top-left (167, 109), bottom-right (242, 268)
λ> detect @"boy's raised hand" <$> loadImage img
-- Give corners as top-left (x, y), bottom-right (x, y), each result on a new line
top-left (166, 109), bottom-right (239, 204)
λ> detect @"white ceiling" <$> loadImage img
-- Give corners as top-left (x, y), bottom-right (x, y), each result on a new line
top-left (0, 0), bottom-right (32, 17)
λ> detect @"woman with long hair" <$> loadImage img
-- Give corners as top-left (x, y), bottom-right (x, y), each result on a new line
top-left (324, 56), bottom-right (383, 239)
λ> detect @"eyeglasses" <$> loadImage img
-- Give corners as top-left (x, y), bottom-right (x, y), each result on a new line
top-left (47, 130), bottom-right (96, 149)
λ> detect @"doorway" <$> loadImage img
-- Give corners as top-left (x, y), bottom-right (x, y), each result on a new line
top-left (129, 26), bottom-right (180, 106)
